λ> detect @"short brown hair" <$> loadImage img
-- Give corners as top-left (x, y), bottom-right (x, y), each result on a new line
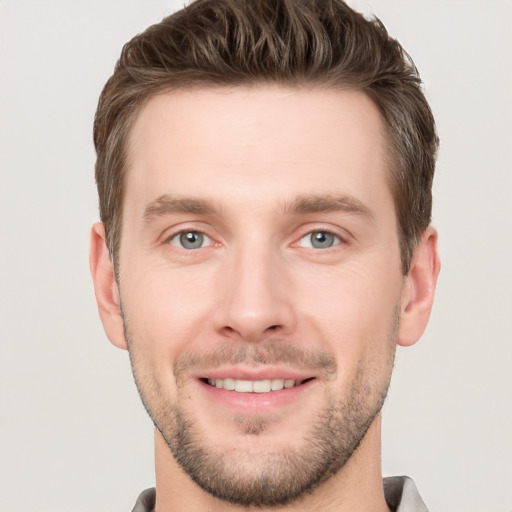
top-left (94, 0), bottom-right (438, 274)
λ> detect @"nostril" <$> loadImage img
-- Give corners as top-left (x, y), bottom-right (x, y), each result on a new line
top-left (220, 326), bottom-right (237, 334)
top-left (217, 321), bottom-right (287, 342)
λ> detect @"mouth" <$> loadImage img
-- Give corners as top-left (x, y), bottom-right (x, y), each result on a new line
top-left (202, 377), bottom-right (314, 393)
top-left (196, 372), bottom-right (318, 414)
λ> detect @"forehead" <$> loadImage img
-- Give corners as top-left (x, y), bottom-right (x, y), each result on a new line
top-left (125, 86), bottom-right (391, 214)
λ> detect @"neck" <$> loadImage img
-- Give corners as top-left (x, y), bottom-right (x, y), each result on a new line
top-left (153, 415), bottom-right (390, 512)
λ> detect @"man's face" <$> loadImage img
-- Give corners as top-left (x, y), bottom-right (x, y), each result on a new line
top-left (118, 86), bottom-right (406, 506)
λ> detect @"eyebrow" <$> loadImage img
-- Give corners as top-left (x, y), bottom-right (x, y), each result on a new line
top-left (143, 193), bottom-right (374, 223)
top-left (282, 194), bottom-right (375, 221)
top-left (143, 195), bottom-right (218, 223)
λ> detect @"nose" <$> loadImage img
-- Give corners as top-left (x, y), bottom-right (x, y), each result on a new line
top-left (213, 245), bottom-right (296, 342)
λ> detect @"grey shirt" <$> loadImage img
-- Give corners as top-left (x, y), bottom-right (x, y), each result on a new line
top-left (131, 475), bottom-right (429, 511)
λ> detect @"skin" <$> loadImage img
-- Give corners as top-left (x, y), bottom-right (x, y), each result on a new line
top-left (90, 86), bottom-right (440, 512)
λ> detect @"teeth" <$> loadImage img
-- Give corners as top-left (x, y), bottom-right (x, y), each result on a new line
top-left (223, 378), bottom-right (235, 391)
top-left (234, 380), bottom-right (253, 392)
top-left (253, 380), bottom-right (271, 393)
top-left (207, 378), bottom-right (299, 393)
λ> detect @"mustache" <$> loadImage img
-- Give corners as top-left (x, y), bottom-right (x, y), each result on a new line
top-left (173, 339), bottom-right (337, 378)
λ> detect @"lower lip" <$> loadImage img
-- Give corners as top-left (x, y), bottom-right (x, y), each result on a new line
top-left (197, 379), bottom-right (316, 414)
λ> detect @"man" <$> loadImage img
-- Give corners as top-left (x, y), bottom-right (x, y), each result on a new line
top-left (90, 0), bottom-right (440, 510)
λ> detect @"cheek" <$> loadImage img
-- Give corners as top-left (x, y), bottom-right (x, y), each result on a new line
top-left (294, 262), bottom-right (402, 365)
top-left (120, 261), bottom-right (221, 354)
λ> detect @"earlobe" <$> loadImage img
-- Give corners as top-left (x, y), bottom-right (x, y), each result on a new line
top-left (89, 222), bottom-right (128, 350)
top-left (398, 226), bottom-right (441, 347)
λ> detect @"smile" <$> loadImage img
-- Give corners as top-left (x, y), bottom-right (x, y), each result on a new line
top-left (206, 378), bottom-right (309, 393)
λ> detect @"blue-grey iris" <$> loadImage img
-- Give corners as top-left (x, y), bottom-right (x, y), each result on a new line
top-left (180, 231), bottom-right (204, 249)
top-left (310, 231), bottom-right (336, 249)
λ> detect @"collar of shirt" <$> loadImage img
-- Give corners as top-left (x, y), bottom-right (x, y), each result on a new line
top-left (131, 475), bottom-right (429, 512)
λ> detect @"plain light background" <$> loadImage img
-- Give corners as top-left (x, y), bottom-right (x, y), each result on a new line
top-left (0, 1), bottom-right (510, 511)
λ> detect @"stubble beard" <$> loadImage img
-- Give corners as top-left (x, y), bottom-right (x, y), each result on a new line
top-left (123, 312), bottom-right (398, 508)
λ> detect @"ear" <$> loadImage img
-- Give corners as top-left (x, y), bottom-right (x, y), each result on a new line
top-left (398, 226), bottom-right (441, 347)
top-left (89, 222), bottom-right (127, 350)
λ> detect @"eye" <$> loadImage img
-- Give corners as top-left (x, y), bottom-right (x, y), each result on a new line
top-left (169, 231), bottom-right (212, 250)
top-left (299, 231), bottom-right (341, 249)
